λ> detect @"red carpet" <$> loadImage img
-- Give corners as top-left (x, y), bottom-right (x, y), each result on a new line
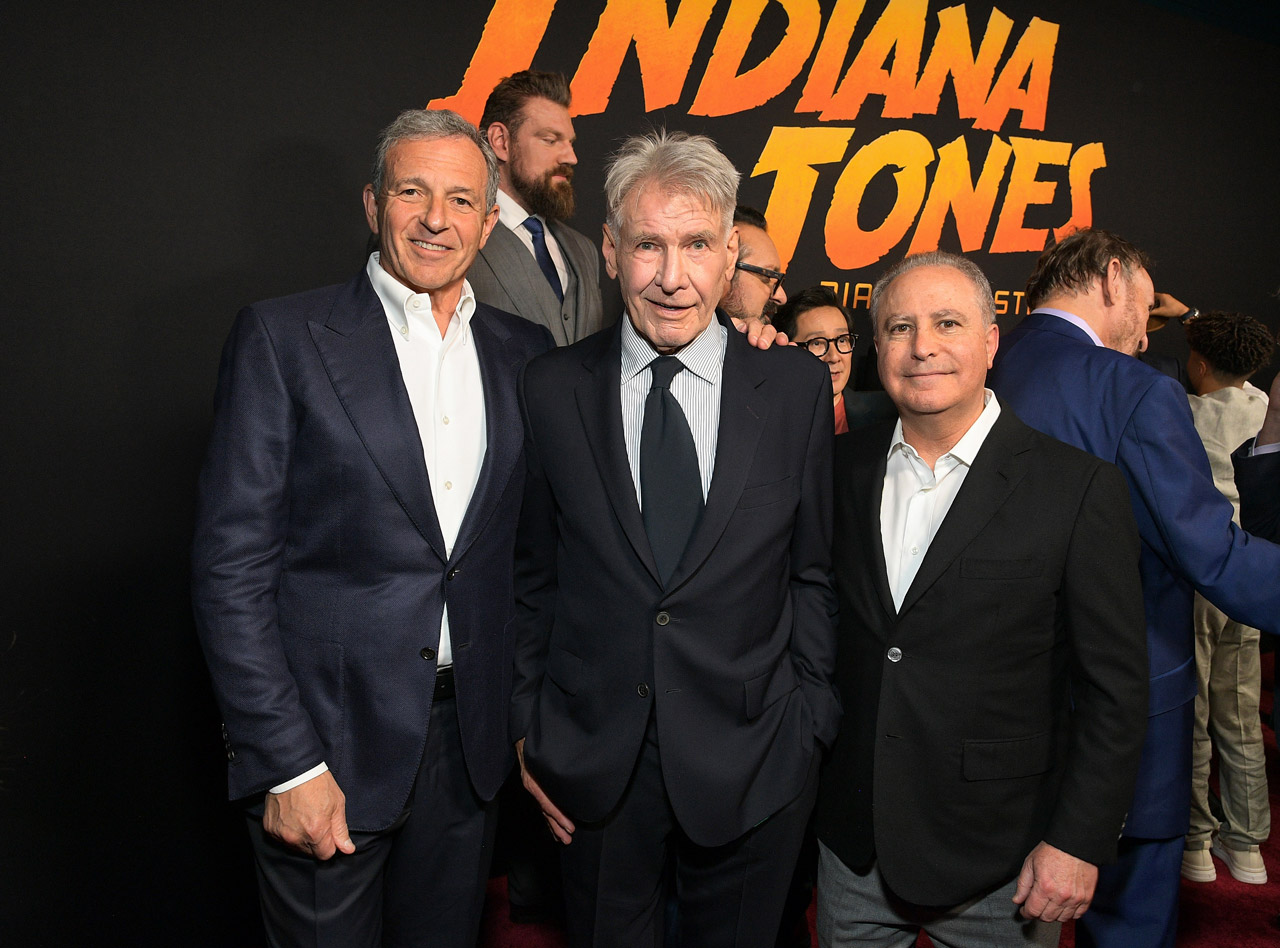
top-left (479, 653), bottom-right (1280, 947)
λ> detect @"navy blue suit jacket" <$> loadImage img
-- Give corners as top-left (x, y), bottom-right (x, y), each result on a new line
top-left (191, 270), bottom-right (553, 832)
top-left (990, 311), bottom-right (1280, 838)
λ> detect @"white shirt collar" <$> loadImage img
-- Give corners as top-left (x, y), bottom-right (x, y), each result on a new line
top-left (620, 313), bottom-right (727, 385)
top-left (365, 252), bottom-right (476, 339)
top-left (496, 188), bottom-right (542, 234)
top-left (888, 390), bottom-right (1002, 466)
top-left (1034, 307), bottom-right (1104, 347)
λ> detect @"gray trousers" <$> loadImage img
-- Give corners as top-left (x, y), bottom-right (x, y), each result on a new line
top-left (816, 841), bottom-right (1058, 948)
top-left (1187, 593), bottom-right (1270, 849)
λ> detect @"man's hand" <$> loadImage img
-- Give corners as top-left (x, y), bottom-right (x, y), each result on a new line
top-left (1012, 841), bottom-right (1098, 922)
top-left (263, 770), bottom-right (356, 859)
top-left (1147, 291), bottom-right (1190, 333)
top-left (516, 738), bottom-right (575, 844)
top-left (731, 315), bottom-right (789, 349)
top-left (1258, 373), bottom-right (1280, 448)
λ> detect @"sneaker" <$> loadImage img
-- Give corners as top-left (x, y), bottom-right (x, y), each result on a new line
top-left (1181, 846), bottom-right (1217, 883)
top-left (1210, 839), bottom-right (1268, 884)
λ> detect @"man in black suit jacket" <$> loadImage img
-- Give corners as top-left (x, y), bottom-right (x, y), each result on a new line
top-left (813, 252), bottom-right (1148, 947)
top-left (511, 130), bottom-right (840, 948)
top-left (1236, 372), bottom-right (1280, 542)
top-left (191, 110), bottom-right (553, 946)
top-left (469, 70), bottom-right (606, 346)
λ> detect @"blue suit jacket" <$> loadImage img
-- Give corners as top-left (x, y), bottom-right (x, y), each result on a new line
top-left (191, 270), bottom-right (553, 832)
top-left (990, 311), bottom-right (1280, 838)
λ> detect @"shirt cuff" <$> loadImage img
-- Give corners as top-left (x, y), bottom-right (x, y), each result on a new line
top-left (270, 762), bottom-right (329, 794)
top-left (1252, 440), bottom-right (1280, 456)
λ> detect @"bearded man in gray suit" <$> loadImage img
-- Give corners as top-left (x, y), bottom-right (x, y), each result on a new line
top-left (470, 70), bottom-right (606, 345)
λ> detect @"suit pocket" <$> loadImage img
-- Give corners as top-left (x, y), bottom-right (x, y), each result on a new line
top-left (960, 556), bottom-right (1044, 580)
top-left (962, 732), bottom-right (1052, 781)
top-left (743, 661), bottom-right (798, 721)
top-left (546, 647), bottom-right (582, 696)
top-left (737, 475), bottom-right (796, 510)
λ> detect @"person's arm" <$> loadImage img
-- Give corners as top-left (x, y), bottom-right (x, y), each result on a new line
top-left (1121, 375), bottom-right (1280, 635)
top-left (509, 359), bottom-right (576, 843)
top-left (1016, 461), bottom-right (1147, 920)
top-left (191, 307), bottom-right (351, 858)
top-left (1145, 291), bottom-right (1197, 334)
top-left (785, 366), bottom-right (841, 748)
top-left (731, 315), bottom-right (788, 348)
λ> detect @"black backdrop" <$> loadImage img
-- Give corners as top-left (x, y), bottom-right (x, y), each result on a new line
top-left (1, 2), bottom-right (1276, 943)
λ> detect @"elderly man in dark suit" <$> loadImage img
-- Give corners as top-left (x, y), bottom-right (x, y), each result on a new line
top-left (191, 109), bottom-right (554, 947)
top-left (469, 69), bottom-right (605, 346)
top-left (511, 129), bottom-right (840, 948)
top-left (815, 251), bottom-right (1148, 948)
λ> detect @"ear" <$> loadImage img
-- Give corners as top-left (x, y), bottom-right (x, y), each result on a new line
top-left (602, 222), bottom-right (619, 280)
top-left (724, 225), bottom-right (740, 283)
top-left (486, 122), bottom-right (511, 163)
top-left (362, 184), bottom-right (380, 235)
top-left (1101, 257), bottom-right (1124, 306)
top-left (984, 320), bottom-right (1000, 369)
top-left (477, 202), bottom-right (500, 249)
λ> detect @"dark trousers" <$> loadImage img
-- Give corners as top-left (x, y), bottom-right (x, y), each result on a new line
top-left (246, 695), bottom-right (498, 948)
top-left (560, 714), bottom-right (818, 948)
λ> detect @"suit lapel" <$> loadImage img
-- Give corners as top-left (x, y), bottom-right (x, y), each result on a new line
top-left (485, 223), bottom-right (567, 345)
top-left (897, 411), bottom-right (1033, 615)
top-left (667, 320), bottom-right (767, 590)
top-left (851, 427), bottom-right (897, 620)
top-left (450, 307), bottom-right (525, 563)
top-left (575, 326), bottom-right (661, 583)
top-left (310, 272), bottom-right (447, 560)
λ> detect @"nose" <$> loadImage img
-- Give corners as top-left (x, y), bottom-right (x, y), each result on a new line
top-left (910, 325), bottom-right (937, 360)
top-left (656, 248), bottom-right (689, 292)
top-left (419, 193), bottom-right (447, 232)
top-left (820, 342), bottom-right (839, 363)
top-left (772, 282), bottom-right (787, 306)
top-left (561, 140), bottom-right (578, 166)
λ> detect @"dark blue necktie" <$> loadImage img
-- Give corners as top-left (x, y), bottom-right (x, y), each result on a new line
top-left (640, 356), bottom-right (703, 586)
top-left (522, 217), bottom-right (564, 303)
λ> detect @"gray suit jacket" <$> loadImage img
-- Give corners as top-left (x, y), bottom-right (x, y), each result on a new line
top-left (469, 219), bottom-right (606, 346)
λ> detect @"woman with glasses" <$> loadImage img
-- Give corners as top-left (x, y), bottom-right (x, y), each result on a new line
top-left (774, 287), bottom-right (858, 434)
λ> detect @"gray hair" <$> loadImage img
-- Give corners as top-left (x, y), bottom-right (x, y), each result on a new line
top-left (370, 109), bottom-right (500, 210)
top-left (869, 251), bottom-right (996, 331)
top-left (604, 129), bottom-right (739, 238)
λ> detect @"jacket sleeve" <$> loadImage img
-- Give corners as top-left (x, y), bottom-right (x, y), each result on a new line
top-left (190, 307), bottom-right (325, 798)
top-left (1234, 443), bottom-right (1280, 544)
top-left (1044, 461), bottom-right (1148, 864)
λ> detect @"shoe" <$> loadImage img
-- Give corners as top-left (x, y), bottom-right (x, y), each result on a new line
top-left (1181, 846), bottom-right (1216, 883)
top-left (1211, 839), bottom-right (1268, 884)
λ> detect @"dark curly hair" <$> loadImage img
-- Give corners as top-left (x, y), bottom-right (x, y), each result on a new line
top-left (1185, 311), bottom-right (1275, 380)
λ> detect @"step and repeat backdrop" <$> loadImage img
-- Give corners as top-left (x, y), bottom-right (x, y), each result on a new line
top-left (1, 2), bottom-right (1275, 943)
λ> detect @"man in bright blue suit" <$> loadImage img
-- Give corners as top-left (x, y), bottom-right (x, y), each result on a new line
top-left (988, 228), bottom-right (1280, 948)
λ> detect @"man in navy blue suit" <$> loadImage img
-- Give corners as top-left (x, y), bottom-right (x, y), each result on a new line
top-left (988, 228), bottom-right (1280, 948)
top-left (191, 109), bottom-right (555, 947)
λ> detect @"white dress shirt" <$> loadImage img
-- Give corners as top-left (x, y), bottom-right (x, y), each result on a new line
top-left (271, 257), bottom-right (487, 794)
top-left (496, 188), bottom-right (569, 290)
top-left (620, 315), bottom-right (726, 504)
top-left (880, 391), bottom-right (1002, 612)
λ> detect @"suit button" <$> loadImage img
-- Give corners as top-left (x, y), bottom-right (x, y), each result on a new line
top-left (446, 568), bottom-right (459, 580)
top-left (637, 683), bottom-right (650, 697)
top-left (656, 612), bottom-right (670, 626)
top-left (420, 647), bottom-right (437, 661)
top-left (887, 647), bottom-right (902, 663)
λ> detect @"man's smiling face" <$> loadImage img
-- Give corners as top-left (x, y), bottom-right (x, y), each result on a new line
top-left (603, 183), bottom-right (737, 354)
top-left (362, 134), bottom-right (498, 313)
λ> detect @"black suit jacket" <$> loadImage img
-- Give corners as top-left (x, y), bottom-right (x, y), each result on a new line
top-left (814, 410), bottom-right (1148, 906)
top-left (191, 271), bottom-right (553, 831)
top-left (511, 313), bottom-right (840, 847)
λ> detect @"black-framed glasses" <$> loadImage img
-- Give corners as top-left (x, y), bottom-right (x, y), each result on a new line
top-left (735, 261), bottom-right (786, 294)
top-left (796, 333), bottom-right (856, 357)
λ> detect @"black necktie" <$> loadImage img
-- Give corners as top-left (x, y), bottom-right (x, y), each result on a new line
top-left (640, 356), bottom-right (703, 586)
top-left (522, 217), bottom-right (564, 303)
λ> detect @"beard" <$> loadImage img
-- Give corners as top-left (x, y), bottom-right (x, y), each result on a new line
top-left (511, 154), bottom-right (576, 221)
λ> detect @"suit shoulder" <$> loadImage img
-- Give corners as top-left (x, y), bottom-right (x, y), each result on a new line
top-left (244, 282), bottom-right (346, 323)
top-left (475, 301), bottom-right (556, 355)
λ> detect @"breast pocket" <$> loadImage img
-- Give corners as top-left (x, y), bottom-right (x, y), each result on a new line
top-left (960, 556), bottom-right (1045, 580)
top-left (737, 475), bottom-right (796, 510)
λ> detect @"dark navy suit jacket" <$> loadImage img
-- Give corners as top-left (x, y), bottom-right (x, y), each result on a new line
top-left (1235, 443), bottom-right (1280, 542)
top-left (990, 311), bottom-right (1280, 838)
top-left (191, 270), bottom-right (553, 832)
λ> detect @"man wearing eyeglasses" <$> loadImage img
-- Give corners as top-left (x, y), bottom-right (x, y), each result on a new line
top-left (720, 205), bottom-right (788, 324)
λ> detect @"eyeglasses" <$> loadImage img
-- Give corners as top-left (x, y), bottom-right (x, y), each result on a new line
top-left (735, 261), bottom-right (786, 295)
top-left (796, 333), bottom-right (856, 357)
